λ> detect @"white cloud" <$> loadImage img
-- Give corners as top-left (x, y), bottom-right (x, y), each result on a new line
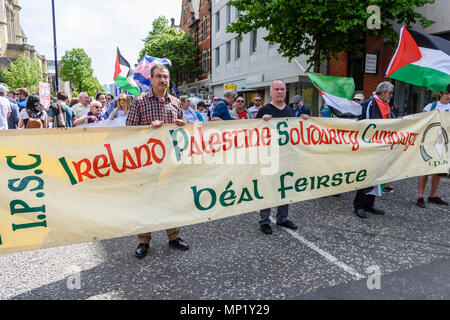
top-left (19, 0), bottom-right (182, 85)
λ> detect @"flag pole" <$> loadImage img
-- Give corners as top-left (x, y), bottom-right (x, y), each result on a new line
top-left (51, 0), bottom-right (59, 92)
top-left (293, 59), bottom-right (307, 74)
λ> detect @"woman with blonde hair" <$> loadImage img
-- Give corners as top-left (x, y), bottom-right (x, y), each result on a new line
top-left (109, 93), bottom-right (131, 120)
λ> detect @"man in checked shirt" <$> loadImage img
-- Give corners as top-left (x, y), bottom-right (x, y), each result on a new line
top-left (126, 63), bottom-right (189, 258)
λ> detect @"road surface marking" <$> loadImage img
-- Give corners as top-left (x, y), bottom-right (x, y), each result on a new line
top-left (270, 217), bottom-right (365, 280)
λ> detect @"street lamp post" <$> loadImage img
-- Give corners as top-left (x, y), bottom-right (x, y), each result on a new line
top-left (51, 0), bottom-right (59, 92)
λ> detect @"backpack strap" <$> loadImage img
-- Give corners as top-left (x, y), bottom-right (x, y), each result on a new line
top-left (430, 102), bottom-right (437, 111)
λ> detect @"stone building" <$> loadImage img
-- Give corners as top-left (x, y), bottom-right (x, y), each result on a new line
top-left (0, 0), bottom-right (46, 73)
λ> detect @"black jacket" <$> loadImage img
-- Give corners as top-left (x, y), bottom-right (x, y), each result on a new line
top-left (358, 98), bottom-right (396, 120)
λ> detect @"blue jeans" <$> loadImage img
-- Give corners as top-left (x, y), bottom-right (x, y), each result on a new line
top-left (259, 205), bottom-right (289, 225)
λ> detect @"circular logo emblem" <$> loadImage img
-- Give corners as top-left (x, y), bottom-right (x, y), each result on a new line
top-left (420, 122), bottom-right (448, 162)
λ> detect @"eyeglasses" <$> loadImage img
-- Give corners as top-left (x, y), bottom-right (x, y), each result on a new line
top-left (237, 100), bottom-right (245, 103)
top-left (254, 99), bottom-right (261, 102)
top-left (353, 99), bottom-right (362, 102)
top-left (154, 74), bottom-right (169, 80)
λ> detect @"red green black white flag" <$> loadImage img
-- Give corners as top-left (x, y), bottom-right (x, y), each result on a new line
top-left (386, 26), bottom-right (450, 92)
top-left (114, 48), bottom-right (140, 96)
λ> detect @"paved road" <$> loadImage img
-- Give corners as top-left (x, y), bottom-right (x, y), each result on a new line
top-left (0, 177), bottom-right (449, 300)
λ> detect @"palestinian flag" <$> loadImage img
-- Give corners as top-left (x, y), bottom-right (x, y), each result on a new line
top-left (307, 72), bottom-right (362, 116)
top-left (114, 48), bottom-right (140, 96)
top-left (386, 27), bottom-right (450, 92)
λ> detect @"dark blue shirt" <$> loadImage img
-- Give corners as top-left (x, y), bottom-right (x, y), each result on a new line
top-left (6, 96), bottom-right (19, 129)
top-left (212, 99), bottom-right (232, 120)
top-left (18, 97), bottom-right (28, 111)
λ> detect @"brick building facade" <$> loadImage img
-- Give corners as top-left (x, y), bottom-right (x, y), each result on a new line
top-left (328, 0), bottom-right (449, 116)
top-left (328, 32), bottom-right (394, 103)
top-left (179, 0), bottom-right (212, 99)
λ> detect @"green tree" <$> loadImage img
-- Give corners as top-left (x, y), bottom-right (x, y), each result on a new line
top-left (4, 54), bottom-right (45, 92)
top-left (0, 69), bottom-right (7, 84)
top-left (60, 48), bottom-right (94, 93)
top-left (139, 17), bottom-right (198, 86)
top-left (227, 0), bottom-right (435, 73)
top-left (71, 75), bottom-right (103, 97)
top-left (143, 16), bottom-right (170, 43)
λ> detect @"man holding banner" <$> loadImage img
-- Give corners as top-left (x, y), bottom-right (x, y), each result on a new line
top-left (126, 63), bottom-right (189, 258)
top-left (256, 80), bottom-right (309, 235)
top-left (353, 82), bottom-right (395, 219)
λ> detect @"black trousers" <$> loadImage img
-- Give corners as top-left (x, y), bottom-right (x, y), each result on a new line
top-left (354, 188), bottom-right (376, 210)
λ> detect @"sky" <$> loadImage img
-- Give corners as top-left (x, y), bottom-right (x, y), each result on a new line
top-left (19, 0), bottom-right (182, 85)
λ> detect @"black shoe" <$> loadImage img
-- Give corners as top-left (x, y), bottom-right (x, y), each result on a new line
top-left (276, 220), bottom-right (298, 230)
top-left (416, 197), bottom-right (426, 208)
top-left (367, 206), bottom-right (385, 215)
top-left (135, 243), bottom-right (149, 258)
top-left (260, 224), bottom-right (273, 235)
top-left (169, 238), bottom-right (189, 251)
top-left (428, 197), bottom-right (449, 206)
top-left (355, 208), bottom-right (368, 219)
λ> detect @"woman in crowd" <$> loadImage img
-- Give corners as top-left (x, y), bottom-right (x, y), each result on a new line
top-left (18, 94), bottom-right (48, 129)
top-left (109, 93), bottom-right (130, 121)
top-left (196, 101), bottom-right (209, 122)
top-left (180, 95), bottom-right (203, 123)
top-left (96, 92), bottom-right (108, 119)
top-left (73, 101), bottom-right (103, 126)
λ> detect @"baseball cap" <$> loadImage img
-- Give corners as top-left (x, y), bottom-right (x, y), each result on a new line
top-left (353, 93), bottom-right (364, 101)
top-left (0, 85), bottom-right (8, 93)
top-left (292, 95), bottom-right (302, 105)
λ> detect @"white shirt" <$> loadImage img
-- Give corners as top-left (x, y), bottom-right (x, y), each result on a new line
top-left (0, 96), bottom-right (11, 130)
top-left (248, 105), bottom-right (261, 118)
top-left (199, 111), bottom-right (209, 122)
top-left (424, 101), bottom-right (450, 112)
top-left (183, 108), bottom-right (197, 123)
top-left (71, 103), bottom-right (90, 118)
top-left (209, 103), bottom-right (217, 118)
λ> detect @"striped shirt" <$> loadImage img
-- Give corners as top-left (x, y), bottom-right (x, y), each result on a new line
top-left (126, 89), bottom-right (184, 126)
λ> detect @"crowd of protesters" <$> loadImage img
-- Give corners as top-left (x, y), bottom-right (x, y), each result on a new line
top-left (0, 83), bottom-right (132, 130)
top-left (0, 65), bottom-right (448, 258)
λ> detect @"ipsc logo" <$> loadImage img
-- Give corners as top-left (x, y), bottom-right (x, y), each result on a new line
top-left (420, 122), bottom-right (449, 167)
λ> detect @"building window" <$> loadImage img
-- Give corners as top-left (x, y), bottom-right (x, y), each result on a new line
top-left (226, 41), bottom-right (231, 63)
top-left (194, 26), bottom-right (199, 46)
top-left (201, 17), bottom-right (208, 41)
top-left (202, 50), bottom-right (209, 74)
top-left (183, 8), bottom-right (187, 26)
top-left (226, 4), bottom-right (231, 25)
top-left (215, 12), bottom-right (220, 32)
top-left (215, 47), bottom-right (220, 67)
top-left (235, 38), bottom-right (241, 60)
top-left (250, 30), bottom-right (257, 53)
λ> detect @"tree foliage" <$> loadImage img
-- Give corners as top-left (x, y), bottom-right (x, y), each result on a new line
top-left (4, 54), bottom-right (45, 93)
top-left (71, 76), bottom-right (104, 98)
top-left (143, 16), bottom-right (170, 43)
top-left (227, 0), bottom-right (435, 72)
top-left (60, 48), bottom-right (95, 94)
top-left (138, 17), bottom-right (199, 86)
